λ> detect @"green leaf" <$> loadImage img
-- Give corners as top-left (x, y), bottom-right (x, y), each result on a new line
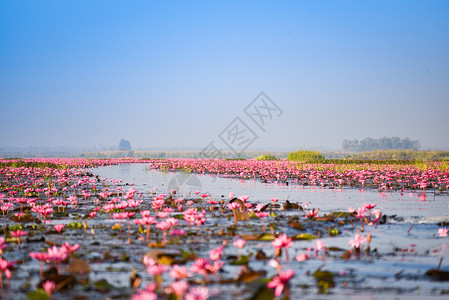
top-left (95, 279), bottom-right (115, 292)
top-left (295, 233), bottom-right (317, 240)
top-left (27, 290), bottom-right (49, 300)
top-left (172, 214), bottom-right (184, 220)
top-left (231, 254), bottom-right (252, 265)
top-left (257, 233), bottom-right (275, 241)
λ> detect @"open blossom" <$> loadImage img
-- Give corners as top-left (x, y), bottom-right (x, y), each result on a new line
top-left (170, 229), bottom-right (186, 236)
top-left (47, 245), bottom-right (68, 264)
top-left (62, 242), bottom-right (80, 255)
top-left (0, 258), bottom-right (12, 280)
top-left (209, 245), bottom-right (224, 261)
top-left (132, 284), bottom-right (157, 300)
top-left (54, 224), bottom-right (65, 233)
top-left (10, 230), bottom-right (27, 238)
top-left (227, 202), bottom-right (239, 210)
top-left (156, 220), bottom-right (171, 231)
top-left (145, 258), bottom-right (168, 275)
top-left (185, 286), bottom-right (209, 300)
top-left (349, 233), bottom-right (367, 249)
top-left (0, 237), bottom-right (6, 253)
top-left (438, 227), bottom-right (448, 237)
top-left (190, 258), bottom-right (209, 276)
top-left (267, 269), bottom-right (295, 297)
top-left (169, 264), bottom-right (191, 280)
top-left (255, 211), bottom-right (270, 218)
top-left (307, 209), bottom-right (319, 219)
top-left (255, 204), bottom-right (265, 212)
top-left (363, 203), bottom-right (376, 210)
top-left (171, 280), bottom-right (189, 299)
top-left (314, 239), bottom-right (327, 253)
top-left (296, 253), bottom-right (310, 262)
top-left (233, 239), bottom-right (246, 249)
top-left (206, 260), bottom-right (224, 274)
top-left (272, 234), bottom-right (293, 249)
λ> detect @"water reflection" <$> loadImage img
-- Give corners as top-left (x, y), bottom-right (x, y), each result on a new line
top-left (91, 163), bottom-right (449, 220)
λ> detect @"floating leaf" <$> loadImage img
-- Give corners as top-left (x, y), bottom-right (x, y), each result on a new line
top-left (69, 259), bottom-right (91, 275)
top-left (231, 254), bottom-right (252, 265)
top-left (237, 266), bottom-right (267, 283)
top-left (248, 285), bottom-right (275, 300)
top-left (27, 290), bottom-right (49, 300)
top-left (255, 249), bottom-right (268, 260)
top-left (288, 221), bottom-right (304, 231)
top-left (295, 233), bottom-right (317, 240)
top-left (95, 279), bottom-right (115, 292)
top-left (257, 233), bottom-right (275, 241)
top-left (313, 269), bottom-right (335, 294)
top-left (180, 249), bottom-right (197, 261)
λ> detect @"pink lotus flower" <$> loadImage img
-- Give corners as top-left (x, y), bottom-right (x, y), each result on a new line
top-left (0, 258), bottom-right (12, 289)
top-left (227, 202), bottom-right (239, 210)
top-left (131, 284), bottom-right (157, 300)
top-left (169, 264), bottom-right (191, 280)
top-left (62, 242), bottom-right (80, 256)
top-left (10, 230), bottom-right (27, 237)
top-left (0, 237), bottom-right (6, 254)
top-left (54, 224), bottom-right (65, 234)
top-left (190, 258), bottom-right (210, 276)
top-left (267, 269), bottom-right (295, 297)
top-left (29, 251), bottom-right (49, 277)
top-left (205, 260), bottom-right (224, 274)
top-left (233, 239), bottom-right (246, 249)
top-left (209, 245), bottom-right (224, 261)
top-left (272, 234), bottom-right (293, 250)
top-left (185, 286), bottom-right (209, 300)
top-left (314, 239), bottom-right (327, 254)
top-left (47, 245), bottom-right (68, 264)
top-left (145, 258), bottom-right (168, 276)
top-left (10, 230), bottom-right (27, 248)
top-left (349, 233), bottom-right (367, 249)
top-left (307, 209), bottom-right (319, 219)
top-left (171, 280), bottom-right (189, 299)
top-left (296, 253), bottom-right (310, 262)
top-left (42, 280), bottom-right (55, 297)
top-left (438, 227), bottom-right (448, 237)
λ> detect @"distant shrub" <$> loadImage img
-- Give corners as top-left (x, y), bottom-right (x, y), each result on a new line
top-left (287, 150), bottom-right (325, 162)
top-left (255, 154), bottom-right (279, 161)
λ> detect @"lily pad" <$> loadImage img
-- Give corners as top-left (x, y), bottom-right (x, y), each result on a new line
top-left (295, 233), bottom-right (317, 240)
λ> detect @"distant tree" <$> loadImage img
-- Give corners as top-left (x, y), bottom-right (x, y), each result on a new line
top-left (342, 137), bottom-right (420, 152)
top-left (118, 139), bottom-right (132, 151)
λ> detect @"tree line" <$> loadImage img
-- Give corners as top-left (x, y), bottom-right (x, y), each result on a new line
top-left (342, 137), bottom-right (420, 152)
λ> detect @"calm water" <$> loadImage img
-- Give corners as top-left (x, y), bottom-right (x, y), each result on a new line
top-left (90, 163), bottom-right (449, 299)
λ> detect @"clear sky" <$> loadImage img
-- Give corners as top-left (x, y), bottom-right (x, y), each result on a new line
top-left (1, 0), bottom-right (448, 151)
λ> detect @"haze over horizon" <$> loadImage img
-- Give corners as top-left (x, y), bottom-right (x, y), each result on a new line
top-left (1, 1), bottom-right (448, 152)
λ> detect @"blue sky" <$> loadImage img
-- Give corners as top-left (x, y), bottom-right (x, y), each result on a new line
top-left (1, 0), bottom-right (448, 150)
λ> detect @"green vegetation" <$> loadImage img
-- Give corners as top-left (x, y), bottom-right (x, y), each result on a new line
top-left (287, 150), bottom-right (325, 162)
top-left (345, 150), bottom-right (449, 161)
top-left (0, 159), bottom-right (62, 169)
top-left (255, 154), bottom-right (279, 161)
